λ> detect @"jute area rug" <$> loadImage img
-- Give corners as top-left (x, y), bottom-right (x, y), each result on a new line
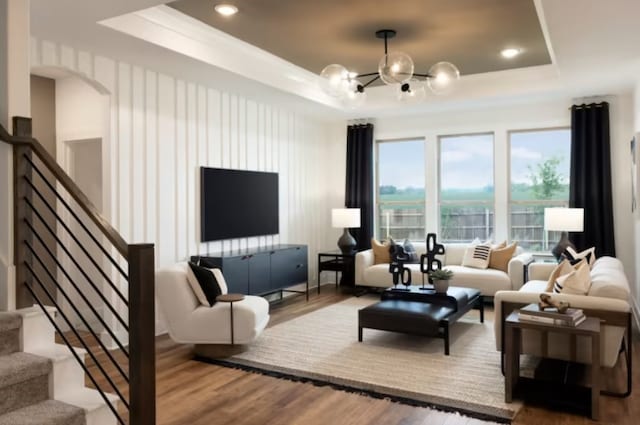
top-left (204, 296), bottom-right (522, 423)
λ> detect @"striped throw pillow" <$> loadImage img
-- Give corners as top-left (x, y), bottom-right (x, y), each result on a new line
top-left (462, 243), bottom-right (492, 269)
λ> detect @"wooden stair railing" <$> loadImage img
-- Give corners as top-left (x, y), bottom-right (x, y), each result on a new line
top-left (0, 116), bottom-right (155, 425)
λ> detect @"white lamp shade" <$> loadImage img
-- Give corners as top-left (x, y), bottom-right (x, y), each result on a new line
top-left (544, 208), bottom-right (584, 232)
top-left (332, 208), bottom-right (361, 228)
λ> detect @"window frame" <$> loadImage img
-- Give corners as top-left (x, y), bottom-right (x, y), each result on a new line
top-left (437, 132), bottom-right (496, 242)
top-left (375, 137), bottom-right (427, 241)
top-left (507, 127), bottom-right (571, 251)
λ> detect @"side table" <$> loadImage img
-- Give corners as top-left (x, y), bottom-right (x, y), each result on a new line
top-left (216, 293), bottom-right (245, 345)
top-left (317, 250), bottom-right (356, 293)
top-left (504, 311), bottom-right (601, 420)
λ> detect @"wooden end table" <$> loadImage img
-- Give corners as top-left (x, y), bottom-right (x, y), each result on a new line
top-left (216, 294), bottom-right (245, 345)
top-left (504, 311), bottom-right (601, 420)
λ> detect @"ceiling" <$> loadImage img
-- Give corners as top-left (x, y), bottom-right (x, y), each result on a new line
top-left (168, 0), bottom-right (551, 79)
top-left (29, 0), bottom-right (640, 116)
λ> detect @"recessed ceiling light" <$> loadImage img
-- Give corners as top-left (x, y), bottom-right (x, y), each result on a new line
top-left (215, 4), bottom-right (238, 17)
top-left (501, 48), bottom-right (521, 59)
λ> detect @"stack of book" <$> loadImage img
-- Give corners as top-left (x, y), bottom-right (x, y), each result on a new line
top-left (518, 304), bottom-right (586, 327)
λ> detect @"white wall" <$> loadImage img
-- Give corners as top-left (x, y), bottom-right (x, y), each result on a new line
top-left (31, 38), bottom-right (345, 286)
top-left (374, 96), bottom-right (637, 289)
top-left (0, 0), bottom-right (30, 311)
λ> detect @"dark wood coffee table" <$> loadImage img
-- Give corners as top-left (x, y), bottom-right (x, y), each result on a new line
top-left (358, 286), bottom-right (483, 355)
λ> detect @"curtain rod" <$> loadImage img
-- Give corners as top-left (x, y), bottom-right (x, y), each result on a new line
top-left (568, 102), bottom-right (608, 110)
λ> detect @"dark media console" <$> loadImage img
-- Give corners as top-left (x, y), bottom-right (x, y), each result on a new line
top-left (191, 244), bottom-right (309, 300)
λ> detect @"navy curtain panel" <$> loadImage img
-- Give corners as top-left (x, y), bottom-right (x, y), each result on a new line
top-left (569, 102), bottom-right (616, 257)
top-left (345, 123), bottom-right (374, 251)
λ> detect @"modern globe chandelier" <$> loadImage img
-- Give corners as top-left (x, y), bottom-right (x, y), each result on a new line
top-left (320, 29), bottom-right (460, 107)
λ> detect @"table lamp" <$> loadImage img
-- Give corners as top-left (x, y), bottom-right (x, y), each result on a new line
top-left (332, 208), bottom-right (361, 254)
top-left (544, 207), bottom-right (584, 261)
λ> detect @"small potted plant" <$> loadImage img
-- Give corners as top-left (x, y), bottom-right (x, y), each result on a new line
top-left (429, 269), bottom-right (454, 294)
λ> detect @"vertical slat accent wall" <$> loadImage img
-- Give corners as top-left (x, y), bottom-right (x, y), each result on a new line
top-left (31, 38), bottom-right (345, 314)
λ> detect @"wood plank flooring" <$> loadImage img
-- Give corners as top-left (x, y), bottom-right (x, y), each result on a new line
top-left (65, 286), bottom-right (640, 425)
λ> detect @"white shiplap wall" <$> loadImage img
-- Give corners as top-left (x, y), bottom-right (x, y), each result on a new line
top-left (31, 37), bottom-right (345, 286)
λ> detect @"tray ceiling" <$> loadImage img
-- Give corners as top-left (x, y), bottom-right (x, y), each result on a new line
top-left (168, 0), bottom-right (551, 79)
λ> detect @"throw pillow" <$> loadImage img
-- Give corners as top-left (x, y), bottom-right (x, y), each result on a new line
top-left (462, 243), bottom-right (492, 269)
top-left (563, 246), bottom-right (596, 268)
top-left (371, 238), bottom-right (391, 264)
top-left (553, 261), bottom-right (592, 295)
top-left (491, 240), bottom-right (507, 250)
top-left (210, 268), bottom-right (229, 294)
top-left (488, 242), bottom-right (518, 273)
top-left (187, 262), bottom-right (223, 306)
top-left (402, 239), bottom-right (419, 263)
top-left (544, 259), bottom-right (574, 292)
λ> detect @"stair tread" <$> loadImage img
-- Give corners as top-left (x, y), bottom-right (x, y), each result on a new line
top-left (0, 313), bottom-right (21, 333)
top-left (57, 387), bottom-right (120, 412)
top-left (14, 305), bottom-right (56, 319)
top-left (0, 352), bottom-right (50, 388)
top-left (0, 399), bottom-right (85, 425)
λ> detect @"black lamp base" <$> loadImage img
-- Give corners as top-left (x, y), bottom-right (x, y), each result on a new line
top-left (551, 231), bottom-right (576, 262)
top-left (337, 228), bottom-right (356, 254)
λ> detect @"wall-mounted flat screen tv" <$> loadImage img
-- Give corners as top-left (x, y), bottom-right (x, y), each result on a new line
top-left (201, 167), bottom-right (279, 241)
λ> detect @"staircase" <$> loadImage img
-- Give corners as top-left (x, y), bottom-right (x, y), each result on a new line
top-left (1, 117), bottom-right (155, 425)
top-left (0, 304), bottom-right (118, 424)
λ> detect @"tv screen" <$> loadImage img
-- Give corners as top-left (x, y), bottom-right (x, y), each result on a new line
top-left (201, 167), bottom-right (279, 241)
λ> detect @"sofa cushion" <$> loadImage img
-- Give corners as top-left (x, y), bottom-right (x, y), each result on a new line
top-left (445, 265), bottom-right (511, 295)
top-left (589, 258), bottom-right (630, 300)
top-left (371, 238), bottom-right (391, 264)
top-left (462, 244), bottom-right (491, 269)
top-left (489, 242), bottom-right (517, 273)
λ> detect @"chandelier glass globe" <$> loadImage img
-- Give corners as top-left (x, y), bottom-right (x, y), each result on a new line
top-left (397, 79), bottom-right (426, 103)
top-left (378, 51), bottom-right (414, 85)
top-left (342, 79), bottom-right (367, 108)
top-left (320, 64), bottom-right (349, 97)
top-left (427, 61), bottom-right (460, 95)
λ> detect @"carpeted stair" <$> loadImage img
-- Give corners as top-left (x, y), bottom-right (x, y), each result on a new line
top-left (0, 312), bottom-right (86, 425)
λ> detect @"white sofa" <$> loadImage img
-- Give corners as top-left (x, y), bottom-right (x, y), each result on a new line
top-left (156, 263), bottom-right (270, 345)
top-left (355, 242), bottom-right (533, 296)
top-left (494, 256), bottom-right (632, 395)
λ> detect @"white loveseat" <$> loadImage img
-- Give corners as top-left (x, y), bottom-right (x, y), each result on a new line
top-left (156, 263), bottom-right (270, 345)
top-left (355, 242), bottom-right (533, 295)
top-left (493, 256), bottom-right (632, 395)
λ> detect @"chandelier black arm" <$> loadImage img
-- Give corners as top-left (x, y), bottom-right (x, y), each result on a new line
top-left (413, 73), bottom-right (434, 78)
top-left (356, 72), bottom-right (379, 78)
top-left (361, 75), bottom-right (381, 89)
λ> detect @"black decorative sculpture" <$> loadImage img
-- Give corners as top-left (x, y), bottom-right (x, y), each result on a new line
top-left (389, 261), bottom-right (411, 290)
top-left (419, 233), bottom-right (446, 290)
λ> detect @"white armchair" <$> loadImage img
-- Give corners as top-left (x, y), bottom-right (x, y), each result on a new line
top-left (156, 263), bottom-right (270, 345)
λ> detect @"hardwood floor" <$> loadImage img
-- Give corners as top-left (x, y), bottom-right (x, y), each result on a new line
top-left (68, 286), bottom-right (639, 424)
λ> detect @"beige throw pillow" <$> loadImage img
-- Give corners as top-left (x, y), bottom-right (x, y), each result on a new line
top-left (462, 243), bottom-right (492, 269)
top-left (371, 238), bottom-right (391, 264)
top-left (489, 242), bottom-right (518, 273)
top-left (553, 261), bottom-right (592, 295)
top-left (544, 260), bottom-right (574, 292)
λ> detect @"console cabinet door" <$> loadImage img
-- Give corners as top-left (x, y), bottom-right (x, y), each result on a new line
top-left (270, 247), bottom-right (308, 288)
top-left (248, 253), bottom-right (271, 295)
top-left (222, 256), bottom-right (249, 294)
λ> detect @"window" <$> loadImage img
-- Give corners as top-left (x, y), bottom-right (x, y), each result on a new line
top-left (439, 134), bottom-right (494, 242)
top-left (376, 139), bottom-right (425, 241)
top-left (510, 129), bottom-right (571, 251)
